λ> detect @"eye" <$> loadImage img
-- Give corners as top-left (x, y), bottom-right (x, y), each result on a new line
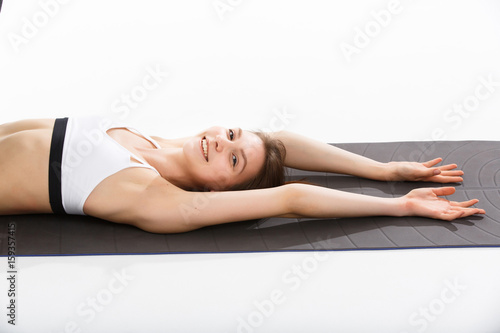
top-left (232, 154), bottom-right (237, 167)
top-left (229, 129), bottom-right (235, 140)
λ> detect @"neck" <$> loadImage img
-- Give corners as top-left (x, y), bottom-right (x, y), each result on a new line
top-left (138, 137), bottom-right (197, 190)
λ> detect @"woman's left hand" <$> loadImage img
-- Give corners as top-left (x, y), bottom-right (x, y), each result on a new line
top-left (402, 187), bottom-right (485, 220)
top-left (387, 158), bottom-right (464, 183)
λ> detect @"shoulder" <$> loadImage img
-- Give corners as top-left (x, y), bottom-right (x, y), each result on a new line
top-left (84, 168), bottom-right (187, 229)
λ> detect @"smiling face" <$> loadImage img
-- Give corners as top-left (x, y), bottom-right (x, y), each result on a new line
top-left (182, 126), bottom-right (266, 191)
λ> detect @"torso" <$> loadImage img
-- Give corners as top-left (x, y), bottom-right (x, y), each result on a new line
top-left (0, 118), bottom-right (172, 220)
top-left (0, 127), bottom-right (53, 214)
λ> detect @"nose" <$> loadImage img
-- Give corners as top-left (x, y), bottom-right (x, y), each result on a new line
top-left (215, 134), bottom-right (233, 152)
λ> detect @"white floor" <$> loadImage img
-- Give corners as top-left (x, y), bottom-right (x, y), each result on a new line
top-left (1, 0), bottom-right (500, 332)
top-left (0, 248), bottom-right (499, 333)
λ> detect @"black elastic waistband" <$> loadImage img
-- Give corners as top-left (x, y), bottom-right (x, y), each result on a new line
top-left (49, 117), bottom-right (68, 214)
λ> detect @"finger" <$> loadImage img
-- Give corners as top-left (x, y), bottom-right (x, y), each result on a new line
top-left (456, 207), bottom-right (486, 217)
top-left (439, 170), bottom-right (464, 176)
top-left (430, 175), bottom-right (464, 183)
top-left (422, 158), bottom-right (442, 168)
top-left (422, 169), bottom-right (464, 183)
top-left (441, 207), bottom-right (482, 221)
top-left (437, 164), bottom-right (460, 171)
top-left (432, 186), bottom-right (456, 196)
top-left (450, 199), bottom-right (479, 207)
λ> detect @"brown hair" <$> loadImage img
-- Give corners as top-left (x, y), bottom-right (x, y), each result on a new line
top-left (229, 131), bottom-right (287, 191)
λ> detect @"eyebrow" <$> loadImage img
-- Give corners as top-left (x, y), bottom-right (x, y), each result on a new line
top-left (240, 150), bottom-right (247, 174)
top-left (237, 128), bottom-right (247, 174)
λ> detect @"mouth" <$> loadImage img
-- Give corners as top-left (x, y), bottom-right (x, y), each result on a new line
top-left (201, 137), bottom-right (208, 162)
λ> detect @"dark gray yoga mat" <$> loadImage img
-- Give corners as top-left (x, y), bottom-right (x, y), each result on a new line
top-left (1, 141), bottom-right (499, 256)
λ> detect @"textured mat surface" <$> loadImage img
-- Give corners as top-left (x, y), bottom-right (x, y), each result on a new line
top-left (1, 141), bottom-right (500, 255)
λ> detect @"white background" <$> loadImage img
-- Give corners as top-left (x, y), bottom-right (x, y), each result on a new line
top-left (1, 0), bottom-right (500, 332)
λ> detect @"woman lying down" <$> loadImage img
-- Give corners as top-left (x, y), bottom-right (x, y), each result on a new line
top-left (0, 116), bottom-right (485, 233)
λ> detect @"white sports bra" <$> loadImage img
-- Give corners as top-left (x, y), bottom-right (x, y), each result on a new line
top-left (61, 116), bottom-right (161, 215)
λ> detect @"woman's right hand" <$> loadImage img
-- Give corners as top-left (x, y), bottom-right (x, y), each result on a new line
top-left (402, 187), bottom-right (485, 221)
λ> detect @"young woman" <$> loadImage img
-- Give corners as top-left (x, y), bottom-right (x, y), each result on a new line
top-left (0, 116), bottom-right (485, 233)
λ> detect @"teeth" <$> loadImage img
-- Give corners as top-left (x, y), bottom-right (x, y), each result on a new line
top-left (202, 138), bottom-right (208, 161)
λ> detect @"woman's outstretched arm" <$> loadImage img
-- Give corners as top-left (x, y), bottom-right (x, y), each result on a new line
top-left (269, 130), bottom-right (464, 183)
top-left (131, 181), bottom-right (484, 233)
